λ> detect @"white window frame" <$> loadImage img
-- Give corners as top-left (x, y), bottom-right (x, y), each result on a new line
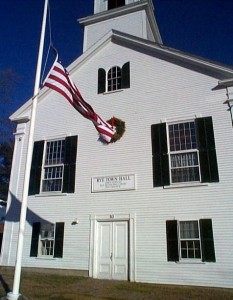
top-left (178, 220), bottom-right (202, 261)
top-left (41, 139), bottom-right (65, 193)
top-left (167, 120), bottom-right (201, 184)
top-left (39, 223), bottom-right (55, 257)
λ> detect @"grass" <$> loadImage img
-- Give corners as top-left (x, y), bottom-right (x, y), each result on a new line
top-left (0, 269), bottom-right (233, 300)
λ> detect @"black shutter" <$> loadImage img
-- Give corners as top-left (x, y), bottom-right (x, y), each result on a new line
top-left (166, 220), bottom-right (179, 262)
top-left (151, 123), bottom-right (169, 187)
top-left (62, 136), bottom-right (78, 193)
top-left (30, 222), bottom-right (40, 257)
top-left (121, 62), bottom-right (130, 89)
top-left (98, 68), bottom-right (106, 94)
top-left (200, 219), bottom-right (216, 262)
top-left (196, 117), bottom-right (219, 183)
top-left (29, 141), bottom-right (44, 195)
top-left (54, 222), bottom-right (64, 258)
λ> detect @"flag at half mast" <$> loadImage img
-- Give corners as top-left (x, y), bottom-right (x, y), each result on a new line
top-left (43, 54), bottom-right (115, 143)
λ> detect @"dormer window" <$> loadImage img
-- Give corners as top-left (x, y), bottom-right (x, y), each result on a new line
top-left (98, 62), bottom-right (130, 93)
top-left (108, 0), bottom-right (125, 10)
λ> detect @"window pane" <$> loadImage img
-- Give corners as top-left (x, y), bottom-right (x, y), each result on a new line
top-left (181, 241), bottom-right (188, 258)
top-left (41, 224), bottom-right (54, 238)
top-left (171, 166), bottom-right (200, 183)
top-left (40, 224), bottom-right (55, 256)
top-left (41, 240), bottom-right (54, 256)
top-left (194, 241), bottom-right (201, 258)
top-left (188, 248), bottom-right (195, 258)
top-left (181, 241), bottom-right (201, 259)
top-left (180, 221), bottom-right (201, 259)
top-left (45, 140), bottom-right (65, 165)
top-left (180, 240), bottom-right (201, 259)
top-left (169, 122), bottom-right (197, 152)
top-left (180, 221), bottom-right (199, 239)
top-left (171, 153), bottom-right (199, 168)
top-left (107, 66), bottom-right (121, 91)
top-left (42, 179), bottom-right (62, 192)
top-left (43, 166), bottom-right (63, 191)
top-left (42, 140), bottom-right (65, 192)
top-left (170, 152), bottom-right (200, 183)
top-left (44, 166), bottom-right (63, 179)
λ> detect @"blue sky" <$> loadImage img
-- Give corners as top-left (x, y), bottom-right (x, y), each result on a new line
top-left (1, 0), bottom-right (233, 116)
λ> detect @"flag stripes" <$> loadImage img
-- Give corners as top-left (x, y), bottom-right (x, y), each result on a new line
top-left (43, 56), bottom-right (115, 143)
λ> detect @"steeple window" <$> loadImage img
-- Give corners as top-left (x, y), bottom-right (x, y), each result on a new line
top-left (108, 0), bottom-right (125, 10)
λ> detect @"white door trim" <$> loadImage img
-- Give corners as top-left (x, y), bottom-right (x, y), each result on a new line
top-left (89, 213), bottom-right (136, 281)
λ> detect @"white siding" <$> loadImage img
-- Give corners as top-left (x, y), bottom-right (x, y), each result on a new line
top-left (2, 43), bottom-right (233, 288)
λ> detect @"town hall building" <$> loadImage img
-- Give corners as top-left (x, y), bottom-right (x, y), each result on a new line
top-left (1, 0), bottom-right (233, 288)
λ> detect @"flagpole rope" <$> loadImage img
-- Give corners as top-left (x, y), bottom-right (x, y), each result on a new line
top-left (41, 0), bottom-right (54, 85)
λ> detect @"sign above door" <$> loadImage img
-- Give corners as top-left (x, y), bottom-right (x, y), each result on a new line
top-left (92, 174), bottom-right (136, 192)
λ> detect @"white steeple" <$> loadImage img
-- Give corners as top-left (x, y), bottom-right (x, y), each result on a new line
top-left (79, 0), bottom-right (162, 52)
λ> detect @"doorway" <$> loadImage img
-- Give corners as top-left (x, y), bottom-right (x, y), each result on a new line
top-left (89, 213), bottom-right (136, 281)
top-left (97, 221), bottom-right (129, 280)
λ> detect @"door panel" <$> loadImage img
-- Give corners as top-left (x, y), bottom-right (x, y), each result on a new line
top-left (98, 222), bottom-right (112, 279)
top-left (97, 221), bottom-right (128, 280)
top-left (113, 222), bottom-right (128, 280)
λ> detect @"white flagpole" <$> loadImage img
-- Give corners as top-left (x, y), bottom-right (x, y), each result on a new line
top-left (7, 0), bottom-right (48, 299)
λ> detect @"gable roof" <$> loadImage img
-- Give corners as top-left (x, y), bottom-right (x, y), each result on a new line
top-left (11, 29), bottom-right (233, 122)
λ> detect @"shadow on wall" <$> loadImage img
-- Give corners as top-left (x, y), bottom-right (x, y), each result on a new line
top-left (5, 192), bottom-right (49, 225)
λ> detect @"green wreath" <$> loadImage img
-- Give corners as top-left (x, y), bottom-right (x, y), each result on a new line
top-left (107, 117), bottom-right (125, 143)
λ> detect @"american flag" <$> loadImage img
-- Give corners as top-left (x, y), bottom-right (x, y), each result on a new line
top-left (43, 55), bottom-right (115, 143)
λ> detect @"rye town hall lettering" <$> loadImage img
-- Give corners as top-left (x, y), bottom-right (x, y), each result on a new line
top-left (92, 174), bottom-right (136, 192)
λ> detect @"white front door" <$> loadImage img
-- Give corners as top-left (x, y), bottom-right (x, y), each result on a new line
top-left (97, 221), bottom-right (128, 280)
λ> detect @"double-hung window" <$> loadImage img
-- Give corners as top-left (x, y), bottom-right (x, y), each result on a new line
top-left (168, 121), bottom-right (200, 183)
top-left (179, 221), bottom-right (201, 260)
top-left (42, 140), bottom-right (65, 192)
top-left (151, 117), bottom-right (219, 187)
top-left (40, 223), bottom-right (55, 256)
top-left (166, 219), bottom-right (216, 262)
top-left (29, 136), bottom-right (78, 195)
top-left (30, 222), bottom-right (65, 258)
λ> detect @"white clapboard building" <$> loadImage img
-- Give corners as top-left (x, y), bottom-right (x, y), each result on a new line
top-left (1, 0), bottom-right (233, 288)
